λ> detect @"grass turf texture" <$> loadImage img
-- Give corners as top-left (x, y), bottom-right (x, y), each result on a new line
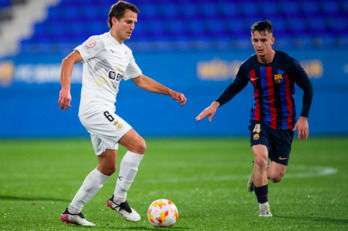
top-left (0, 137), bottom-right (347, 231)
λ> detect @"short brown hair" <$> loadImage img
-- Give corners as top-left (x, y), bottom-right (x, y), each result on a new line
top-left (251, 20), bottom-right (273, 36)
top-left (108, 1), bottom-right (139, 28)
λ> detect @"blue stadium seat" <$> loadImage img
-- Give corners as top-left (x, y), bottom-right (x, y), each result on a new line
top-left (178, 3), bottom-right (198, 19)
top-left (158, 4), bottom-right (179, 19)
top-left (321, 1), bottom-right (339, 15)
top-left (198, 2), bottom-right (218, 18)
top-left (244, 16), bottom-right (269, 32)
top-left (306, 16), bottom-right (328, 34)
top-left (80, 6), bottom-right (100, 20)
top-left (327, 16), bottom-right (348, 34)
top-left (216, 2), bottom-right (239, 17)
top-left (139, 4), bottom-right (159, 20)
top-left (14, 0), bottom-right (348, 52)
top-left (223, 18), bottom-right (246, 35)
top-left (270, 17), bottom-right (287, 37)
top-left (300, 0), bottom-right (320, 16)
top-left (202, 19), bottom-right (226, 39)
top-left (286, 17), bottom-right (307, 35)
top-left (184, 19), bottom-right (205, 39)
top-left (163, 20), bottom-right (185, 35)
top-left (279, 1), bottom-right (300, 16)
top-left (140, 20), bottom-right (167, 40)
top-left (240, 2), bottom-right (258, 16)
top-left (0, 0), bottom-right (10, 8)
top-left (258, 1), bottom-right (279, 16)
top-left (341, 0), bottom-right (348, 13)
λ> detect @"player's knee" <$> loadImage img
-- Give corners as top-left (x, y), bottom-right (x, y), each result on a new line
top-left (138, 138), bottom-right (146, 154)
top-left (106, 167), bottom-right (116, 176)
top-left (254, 156), bottom-right (268, 169)
top-left (133, 137), bottom-right (146, 154)
top-left (269, 173), bottom-right (284, 183)
top-left (100, 165), bottom-right (116, 176)
top-left (270, 176), bottom-right (282, 183)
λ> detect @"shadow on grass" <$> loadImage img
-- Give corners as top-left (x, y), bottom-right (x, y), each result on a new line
top-left (275, 215), bottom-right (348, 225)
top-left (56, 223), bottom-right (188, 230)
top-left (0, 195), bottom-right (70, 202)
top-left (99, 226), bottom-right (188, 230)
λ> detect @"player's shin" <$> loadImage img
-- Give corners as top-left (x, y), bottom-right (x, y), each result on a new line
top-left (113, 151), bottom-right (143, 203)
top-left (69, 168), bottom-right (109, 213)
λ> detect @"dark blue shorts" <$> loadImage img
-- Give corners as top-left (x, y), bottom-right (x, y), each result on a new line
top-left (248, 120), bottom-right (294, 166)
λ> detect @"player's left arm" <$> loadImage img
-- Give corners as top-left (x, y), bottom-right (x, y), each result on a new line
top-left (132, 74), bottom-right (187, 106)
top-left (290, 61), bottom-right (314, 140)
top-left (196, 70), bottom-right (248, 122)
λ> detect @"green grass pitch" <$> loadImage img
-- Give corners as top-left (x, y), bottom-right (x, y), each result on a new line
top-left (0, 137), bottom-right (348, 231)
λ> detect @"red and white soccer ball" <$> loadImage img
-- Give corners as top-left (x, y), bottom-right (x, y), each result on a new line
top-left (147, 199), bottom-right (178, 227)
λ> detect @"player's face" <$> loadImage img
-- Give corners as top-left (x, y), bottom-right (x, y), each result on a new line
top-left (112, 9), bottom-right (137, 43)
top-left (251, 31), bottom-right (274, 58)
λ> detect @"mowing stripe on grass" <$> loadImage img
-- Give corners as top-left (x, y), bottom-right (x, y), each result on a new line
top-left (139, 165), bottom-right (337, 184)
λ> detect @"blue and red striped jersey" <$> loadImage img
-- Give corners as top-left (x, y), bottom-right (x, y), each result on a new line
top-left (216, 50), bottom-right (313, 130)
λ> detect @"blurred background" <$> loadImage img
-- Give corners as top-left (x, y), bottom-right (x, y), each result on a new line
top-left (0, 0), bottom-right (347, 138)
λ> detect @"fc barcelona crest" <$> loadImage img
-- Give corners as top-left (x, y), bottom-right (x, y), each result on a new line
top-left (274, 74), bottom-right (283, 83)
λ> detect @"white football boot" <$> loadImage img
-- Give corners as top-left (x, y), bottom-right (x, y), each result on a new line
top-left (247, 174), bottom-right (255, 192)
top-left (259, 202), bottom-right (273, 217)
top-left (60, 208), bottom-right (95, 226)
top-left (107, 196), bottom-right (141, 222)
top-left (247, 161), bottom-right (255, 192)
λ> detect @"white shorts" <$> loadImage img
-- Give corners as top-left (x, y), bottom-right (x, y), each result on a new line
top-left (79, 109), bottom-right (132, 155)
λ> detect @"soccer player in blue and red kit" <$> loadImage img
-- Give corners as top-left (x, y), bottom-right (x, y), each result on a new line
top-left (196, 20), bottom-right (313, 217)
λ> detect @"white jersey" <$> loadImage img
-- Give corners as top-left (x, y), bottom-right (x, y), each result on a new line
top-left (76, 32), bottom-right (142, 116)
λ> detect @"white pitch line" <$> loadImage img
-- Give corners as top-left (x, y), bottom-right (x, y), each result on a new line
top-left (1, 166), bottom-right (337, 186)
top-left (139, 165), bottom-right (338, 184)
top-left (284, 165), bottom-right (337, 179)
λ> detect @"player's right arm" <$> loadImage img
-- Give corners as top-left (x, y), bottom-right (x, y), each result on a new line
top-left (58, 50), bottom-right (83, 110)
top-left (195, 101), bottom-right (220, 122)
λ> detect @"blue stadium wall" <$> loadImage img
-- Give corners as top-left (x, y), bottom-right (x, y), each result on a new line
top-left (0, 48), bottom-right (347, 138)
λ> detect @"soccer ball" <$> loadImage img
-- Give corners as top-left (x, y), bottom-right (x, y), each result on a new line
top-left (147, 199), bottom-right (178, 227)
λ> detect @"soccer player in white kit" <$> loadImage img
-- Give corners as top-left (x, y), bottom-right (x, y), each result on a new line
top-left (58, 1), bottom-right (186, 226)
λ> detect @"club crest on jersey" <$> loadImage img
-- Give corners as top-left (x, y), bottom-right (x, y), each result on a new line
top-left (253, 133), bottom-right (260, 140)
top-left (113, 121), bottom-right (124, 130)
top-left (274, 74), bottom-right (283, 83)
top-left (84, 39), bottom-right (96, 48)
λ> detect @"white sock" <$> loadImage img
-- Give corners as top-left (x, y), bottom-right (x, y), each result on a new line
top-left (259, 202), bottom-right (270, 209)
top-left (113, 151), bottom-right (143, 204)
top-left (68, 168), bottom-right (109, 214)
